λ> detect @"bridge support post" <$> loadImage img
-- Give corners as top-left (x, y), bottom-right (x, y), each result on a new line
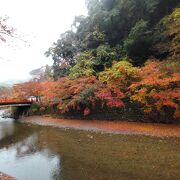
top-left (12, 106), bottom-right (30, 120)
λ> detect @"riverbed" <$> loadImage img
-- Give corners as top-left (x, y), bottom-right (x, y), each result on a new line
top-left (0, 110), bottom-right (180, 180)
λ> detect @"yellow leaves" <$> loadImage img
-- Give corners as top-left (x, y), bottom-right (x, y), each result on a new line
top-left (168, 8), bottom-right (180, 23)
top-left (99, 60), bottom-right (139, 92)
top-left (130, 88), bottom-right (147, 103)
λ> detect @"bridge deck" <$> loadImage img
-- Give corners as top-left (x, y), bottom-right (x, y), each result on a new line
top-left (0, 101), bottom-right (32, 107)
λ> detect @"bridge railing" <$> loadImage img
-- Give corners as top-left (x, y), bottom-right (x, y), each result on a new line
top-left (0, 99), bottom-right (32, 104)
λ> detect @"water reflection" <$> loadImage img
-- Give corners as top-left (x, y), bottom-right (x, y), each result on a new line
top-left (0, 110), bottom-right (61, 180)
top-left (0, 145), bottom-right (60, 180)
top-left (15, 134), bottom-right (38, 157)
top-left (0, 110), bottom-right (15, 140)
top-left (0, 111), bottom-right (179, 180)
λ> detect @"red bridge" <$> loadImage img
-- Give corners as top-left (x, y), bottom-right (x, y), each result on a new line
top-left (0, 99), bottom-right (32, 107)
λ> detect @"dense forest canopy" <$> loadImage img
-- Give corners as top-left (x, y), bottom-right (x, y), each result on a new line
top-left (46, 0), bottom-right (179, 79)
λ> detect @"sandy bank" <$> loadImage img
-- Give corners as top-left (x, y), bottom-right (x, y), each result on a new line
top-left (20, 116), bottom-right (180, 137)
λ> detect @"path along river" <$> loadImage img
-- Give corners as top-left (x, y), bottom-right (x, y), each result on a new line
top-left (0, 110), bottom-right (180, 180)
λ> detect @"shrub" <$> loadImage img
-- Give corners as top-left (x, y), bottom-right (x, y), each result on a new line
top-left (129, 60), bottom-right (180, 121)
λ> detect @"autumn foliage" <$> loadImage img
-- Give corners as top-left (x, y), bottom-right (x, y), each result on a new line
top-left (129, 60), bottom-right (180, 120)
top-left (1, 59), bottom-right (179, 122)
top-left (40, 76), bottom-right (124, 116)
top-left (0, 5), bottom-right (179, 123)
top-left (12, 81), bottom-right (42, 101)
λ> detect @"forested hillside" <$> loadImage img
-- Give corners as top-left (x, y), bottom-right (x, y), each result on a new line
top-left (4, 0), bottom-right (180, 122)
top-left (46, 0), bottom-right (179, 77)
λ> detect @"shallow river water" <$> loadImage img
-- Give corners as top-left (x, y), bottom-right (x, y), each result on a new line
top-left (0, 110), bottom-right (180, 180)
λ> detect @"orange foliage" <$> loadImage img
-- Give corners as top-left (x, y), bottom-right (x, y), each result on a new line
top-left (5, 59), bottom-right (179, 121)
top-left (41, 76), bottom-right (125, 115)
top-left (129, 60), bottom-right (180, 119)
top-left (12, 81), bottom-right (42, 100)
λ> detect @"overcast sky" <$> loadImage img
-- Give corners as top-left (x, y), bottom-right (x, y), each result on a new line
top-left (0, 0), bottom-right (87, 83)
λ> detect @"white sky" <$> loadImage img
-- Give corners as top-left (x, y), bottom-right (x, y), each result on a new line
top-left (0, 0), bottom-right (87, 83)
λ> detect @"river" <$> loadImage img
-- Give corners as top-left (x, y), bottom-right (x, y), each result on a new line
top-left (0, 110), bottom-right (180, 180)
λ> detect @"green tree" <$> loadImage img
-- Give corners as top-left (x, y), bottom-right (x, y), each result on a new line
top-left (45, 30), bottom-right (77, 80)
top-left (69, 51), bottom-right (95, 79)
top-left (46, 0), bottom-right (179, 78)
top-left (124, 20), bottom-right (153, 65)
top-left (152, 8), bottom-right (180, 60)
top-left (44, 65), bottom-right (53, 80)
